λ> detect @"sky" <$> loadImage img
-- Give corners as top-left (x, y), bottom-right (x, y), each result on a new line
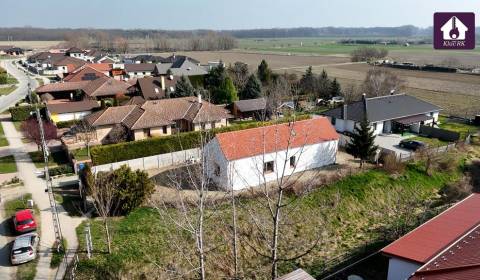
top-left (1, 0), bottom-right (479, 30)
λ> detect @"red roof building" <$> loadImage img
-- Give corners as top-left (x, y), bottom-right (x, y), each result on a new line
top-left (381, 193), bottom-right (480, 280)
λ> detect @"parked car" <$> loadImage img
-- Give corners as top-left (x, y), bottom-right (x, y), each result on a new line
top-left (329, 96), bottom-right (344, 105)
top-left (399, 139), bottom-right (427, 151)
top-left (10, 232), bottom-right (39, 265)
top-left (13, 210), bottom-right (37, 233)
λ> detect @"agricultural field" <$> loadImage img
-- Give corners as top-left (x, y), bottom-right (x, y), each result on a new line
top-left (0, 40), bottom-right (63, 50)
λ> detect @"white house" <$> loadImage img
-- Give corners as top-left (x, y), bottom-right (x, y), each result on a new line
top-left (204, 117), bottom-right (339, 190)
top-left (322, 94), bottom-right (441, 136)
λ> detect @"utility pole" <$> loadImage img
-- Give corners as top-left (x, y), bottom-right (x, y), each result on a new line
top-left (27, 73), bottom-right (64, 251)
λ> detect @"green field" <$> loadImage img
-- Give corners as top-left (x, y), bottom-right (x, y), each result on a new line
top-left (237, 37), bottom-right (480, 56)
top-left (0, 155), bottom-right (17, 174)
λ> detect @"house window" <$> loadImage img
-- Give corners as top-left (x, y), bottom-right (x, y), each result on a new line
top-left (373, 123), bottom-right (377, 131)
top-left (162, 126), bottom-right (167, 134)
top-left (201, 123), bottom-right (206, 130)
top-left (263, 161), bottom-right (274, 174)
top-left (143, 128), bottom-right (151, 137)
top-left (331, 117), bottom-right (336, 125)
top-left (134, 72), bottom-right (137, 75)
top-left (290, 156), bottom-right (296, 168)
top-left (214, 163), bottom-right (221, 176)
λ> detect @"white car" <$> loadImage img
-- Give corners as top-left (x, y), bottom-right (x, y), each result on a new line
top-left (329, 96), bottom-right (345, 105)
top-left (11, 232), bottom-right (39, 265)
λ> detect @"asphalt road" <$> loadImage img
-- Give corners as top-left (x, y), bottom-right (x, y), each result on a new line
top-left (0, 59), bottom-right (38, 113)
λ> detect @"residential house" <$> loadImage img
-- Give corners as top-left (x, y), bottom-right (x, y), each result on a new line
top-left (322, 94), bottom-right (441, 135)
top-left (381, 193), bottom-right (480, 280)
top-left (5, 47), bottom-right (24, 56)
top-left (65, 47), bottom-right (85, 59)
top-left (129, 75), bottom-right (180, 100)
top-left (232, 97), bottom-right (267, 119)
top-left (204, 117), bottom-right (339, 190)
top-left (84, 95), bottom-right (231, 142)
top-left (124, 63), bottom-right (156, 79)
top-left (131, 55), bottom-right (168, 64)
top-left (63, 66), bottom-right (109, 82)
top-left (154, 55), bottom-right (207, 77)
top-left (46, 100), bottom-right (100, 123)
top-left (276, 269), bottom-right (315, 280)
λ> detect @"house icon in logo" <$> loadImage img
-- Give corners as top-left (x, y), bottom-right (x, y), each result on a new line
top-left (440, 16), bottom-right (468, 40)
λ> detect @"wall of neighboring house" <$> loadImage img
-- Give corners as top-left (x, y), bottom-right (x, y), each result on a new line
top-left (150, 125), bottom-right (172, 137)
top-left (50, 111), bottom-right (92, 123)
top-left (204, 138), bottom-right (230, 188)
top-left (133, 125), bottom-right (172, 140)
top-left (386, 257), bottom-right (421, 280)
top-left (207, 140), bottom-right (338, 190)
top-left (193, 119), bottom-right (228, 131)
top-left (127, 71), bottom-right (152, 79)
top-left (372, 121), bottom-right (384, 135)
top-left (95, 125), bottom-right (114, 142)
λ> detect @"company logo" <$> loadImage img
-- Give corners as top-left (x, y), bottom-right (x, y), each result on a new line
top-left (434, 13), bottom-right (475, 49)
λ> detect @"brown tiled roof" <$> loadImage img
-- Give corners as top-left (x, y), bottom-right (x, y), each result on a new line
top-left (36, 81), bottom-right (89, 93)
top-left (137, 77), bottom-right (166, 100)
top-left (122, 96), bottom-right (146, 106)
top-left (64, 66), bottom-right (106, 82)
top-left (46, 100), bottom-right (99, 114)
top-left (234, 98), bottom-right (267, 112)
top-left (215, 117), bottom-right (339, 161)
top-left (53, 56), bottom-right (86, 69)
top-left (125, 109), bottom-right (173, 130)
top-left (88, 78), bottom-right (130, 97)
top-left (85, 105), bottom-right (138, 126)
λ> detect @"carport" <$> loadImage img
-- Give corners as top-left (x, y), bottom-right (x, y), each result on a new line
top-left (393, 114), bottom-right (433, 134)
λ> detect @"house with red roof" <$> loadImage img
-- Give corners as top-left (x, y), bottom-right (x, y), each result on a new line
top-left (381, 193), bottom-right (480, 280)
top-left (204, 117), bottom-right (339, 190)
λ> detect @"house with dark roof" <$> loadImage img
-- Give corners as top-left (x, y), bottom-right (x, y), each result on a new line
top-left (381, 193), bottom-right (480, 280)
top-left (322, 94), bottom-right (441, 135)
top-left (84, 95), bottom-right (231, 142)
top-left (124, 63), bottom-right (156, 79)
top-left (232, 97), bottom-right (267, 119)
top-left (154, 55), bottom-right (207, 77)
top-left (131, 55), bottom-right (168, 64)
top-left (66, 47), bottom-right (85, 59)
top-left (129, 75), bottom-right (179, 100)
top-left (204, 117), bottom-right (339, 190)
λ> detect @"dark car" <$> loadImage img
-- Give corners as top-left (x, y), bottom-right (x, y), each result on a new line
top-left (399, 140), bottom-right (426, 151)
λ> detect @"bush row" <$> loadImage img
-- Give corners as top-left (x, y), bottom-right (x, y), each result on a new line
top-left (56, 119), bottom-right (82, 129)
top-left (91, 114), bottom-right (311, 165)
top-left (9, 105), bottom-right (45, 121)
top-left (49, 165), bottom-right (74, 177)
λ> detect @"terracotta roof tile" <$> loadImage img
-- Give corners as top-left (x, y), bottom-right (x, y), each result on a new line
top-left (215, 117), bottom-right (339, 161)
top-left (382, 194), bottom-right (480, 264)
top-left (46, 100), bottom-right (99, 114)
top-left (86, 105), bottom-right (138, 126)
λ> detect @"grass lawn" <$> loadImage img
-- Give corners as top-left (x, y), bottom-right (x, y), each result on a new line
top-left (0, 85), bottom-right (17, 95)
top-left (72, 147), bottom-right (90, 161)
top-left (410, 136), bottom-right (449, 147)
top-left (75, 147), bottom-right (470, 279)
top-left (0, 155), bottom-right (17, 174)
top-left (28, 150), bottom-right (69, 168)
top-left (4, 194), bottom-right (40, 280)
top-left (438, 115), bottom-right (480, 139)
top-left (0, 122), bottom-right (9, 147)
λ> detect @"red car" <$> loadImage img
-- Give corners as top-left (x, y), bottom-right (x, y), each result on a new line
top-left (13, 210), bottom-right (37, 233)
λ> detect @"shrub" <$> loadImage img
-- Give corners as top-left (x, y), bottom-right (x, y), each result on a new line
top-left (9, 105), bottom-right (45, 121)
top-left (91, 114), bottom-right (311, 165)
top-left (56, 119), bottom-right (82, 129)
top-left (382, 153), bottom-right (406, 174)
top-left (49, 165), bottom-right (74, 177)
top-left (439, 176), bottom-right (472, 203)
top-left (0, 73), bottom-right (7, 85)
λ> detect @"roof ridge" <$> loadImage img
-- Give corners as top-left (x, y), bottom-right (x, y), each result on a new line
top-left (126, 106), bottom-right (146, 128)
top-left (366, 93), bottom-right (406, 100)
top-left (217, 117), bottom-right (322, 137)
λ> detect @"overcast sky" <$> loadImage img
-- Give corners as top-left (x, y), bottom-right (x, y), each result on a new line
top-left (1, 0), bottom-right (479, 30)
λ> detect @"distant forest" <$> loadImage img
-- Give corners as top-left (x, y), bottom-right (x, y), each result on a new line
top-left (0, 26), bottom-right (436, 41)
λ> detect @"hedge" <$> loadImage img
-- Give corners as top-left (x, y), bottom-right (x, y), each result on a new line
top-left (56, 119), bottom-right (82, 129)
top-left (9, 105), bottom-right (45, 121)
top-left (48, 164), bottom-right (74, 177)
top-left (91, 114), bottom-right (311, 165)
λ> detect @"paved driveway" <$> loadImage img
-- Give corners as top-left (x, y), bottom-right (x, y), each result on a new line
top-left (374, 134), bottom-right (414, 157)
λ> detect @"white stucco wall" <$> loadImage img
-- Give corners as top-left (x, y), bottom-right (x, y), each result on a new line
top-left (51, 110), bottom-right (92, 123)
top-left (206, 139), bottom-right (338, 190)
top-left (387, 257), bottom-right (421, 280)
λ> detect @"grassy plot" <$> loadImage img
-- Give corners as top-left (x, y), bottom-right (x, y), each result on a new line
top-left (74, 149), bottom-right (467, 279)
top-left (438, 115), bottom-right (480, 139)
top-left (28, 150), bottom-right (69, 168)
top-left (0, 122), bottom-right (9, 147)
top-left (410, 136), bottom-right (449, 147)
top-left (0, 85), bottom-right (17, 96)
top-left (0, 155), bottom-right (17, 174)
top-left (71, 147), bottom-right (90, 161)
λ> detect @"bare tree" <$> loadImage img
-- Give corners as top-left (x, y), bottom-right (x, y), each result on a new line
top-left (228, 62), bottom-right (250, 92)
top-left (114, 36), bottom-right (129, 54)
top-left (74, 120), bottom-right (96, 158)
top-left (362, 68), bottom-right (404, 97)
top-left (342, 84), bottom-right (362, 104)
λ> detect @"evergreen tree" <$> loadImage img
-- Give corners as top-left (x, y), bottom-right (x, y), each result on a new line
top-left (316, 69), bottom-right (331, 99)
top-left (213, 77), bottom-right (238, 104)
top-left (346, 117), bottom-right (378, 167)
top-left (171, 75), bottom-right (195, 98)
top-left (205, 64), bottom-right (227, 91)
top-left (329, 78), bottom-right (341, 99)
top-left (257, 59), bottom-right (272, 86)
top-left (240, 74), bottom-right (262, 100)
top-left (299, 66), bottom-right (316, 95)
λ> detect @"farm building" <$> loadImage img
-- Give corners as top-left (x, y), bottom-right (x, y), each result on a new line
top-left (322, 93), bottom-right (441, 135)
top-left (204, 117), bottom-right (339, 190)
top-left (382, 193), bottom-right (480, 280)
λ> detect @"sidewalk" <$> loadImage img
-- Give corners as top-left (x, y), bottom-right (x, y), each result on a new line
top-left (2, 121), bottom-right (84, 280)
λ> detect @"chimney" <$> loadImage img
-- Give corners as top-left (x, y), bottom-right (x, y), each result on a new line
top-left (161, 76), bottom-right (165, 90)
top-left (198, 94), bottom-right (202, 104)
top-left (342, 104), bottom-right (347, 120)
